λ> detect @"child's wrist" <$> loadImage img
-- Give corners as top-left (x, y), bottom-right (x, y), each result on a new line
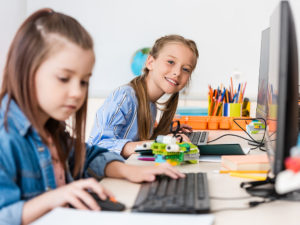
top-left (105, 161), bottom-right (128, 179)
top-left (121, 142), bottom-right (135, 158)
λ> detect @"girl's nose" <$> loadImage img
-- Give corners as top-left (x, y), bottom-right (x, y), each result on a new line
top-left (172, 66), bottom-right (181, 76)
top-left (69, 83), bottom-right (84, 99)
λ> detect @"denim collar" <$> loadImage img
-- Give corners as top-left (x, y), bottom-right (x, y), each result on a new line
top-left (0, 95), bottom-right (31, 136)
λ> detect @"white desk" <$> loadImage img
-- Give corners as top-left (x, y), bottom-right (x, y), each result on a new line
top-left (100, 130), bottom-right (300, 225)
top-left (33, 130), bottom-right (300, 225)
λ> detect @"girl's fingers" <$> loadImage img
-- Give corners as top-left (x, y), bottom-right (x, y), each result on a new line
top-left (155, 163), bottom-right (185, 179)
top-left (93, 186), bottom-right (115, 201)
top-left (180, 124), bottom-right (193, 131)
top-left (67, 193), bottom-right (91, 210)
top-left (101, 187), bottom-right (115, 199)
top-left (72, 189), bottom-right (100, 211)
top-left (144, 174), bottom-right (156, 182)
top-left (167, 167), bottom-right (185, 178)
top-left (51, 178), bottom-right (116, 210)
top-left (181, 128), bottom-right (190, 133)
top-left (178, 133), bottom-right (191, 142)
top-left (78, 178), bottom-right (112, 201)
top-left (160, 170), bottom-right (179, 179)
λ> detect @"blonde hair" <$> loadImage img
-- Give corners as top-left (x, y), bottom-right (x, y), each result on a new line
top-left (130, 34), bottom-right (198, 140)
top-left (0, 8), bottom-right (94, 177)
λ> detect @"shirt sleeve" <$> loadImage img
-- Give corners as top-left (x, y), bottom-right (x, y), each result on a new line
top-left (88, 87), bottom-right (137, 154)
top-left (0, 156), bottom-right (25, 225)
top-left (83, 144), bottom-right (125, 179)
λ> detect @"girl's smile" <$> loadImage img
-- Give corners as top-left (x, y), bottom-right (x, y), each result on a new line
top-left (165, 77), bottom-right (179, 86)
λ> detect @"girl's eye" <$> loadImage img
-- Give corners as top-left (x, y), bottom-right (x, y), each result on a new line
top-left (58, 77), bottom-right (69, 82)
top-left (81, 80), bottom-right (89, 86)
top-left (183, 68), bottom-right (191, 73)
top-left (167, 60), bottom-right (174, 65)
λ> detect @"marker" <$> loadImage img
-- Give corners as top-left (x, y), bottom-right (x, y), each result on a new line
top-left (219, 170), bottom-right (268, 174)
top-left (138, 157), bottom-right (155, 161)
top-left (230, 77), bottom-right (234, 99)
top-left (229, 172), bottom-right (267, 181)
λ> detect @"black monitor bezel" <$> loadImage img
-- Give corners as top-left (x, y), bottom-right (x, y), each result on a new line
top-left (265, 0), bottom-right (299, 176)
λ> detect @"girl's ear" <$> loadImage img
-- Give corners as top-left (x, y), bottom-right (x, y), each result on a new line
top-left (145, 55), bottom-right (155, 71)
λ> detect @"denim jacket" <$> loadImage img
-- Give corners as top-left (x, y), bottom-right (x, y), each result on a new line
top-left (0, 96), bottom-right (124, 225)
top-left (88, 85), bottom-right (157, 154)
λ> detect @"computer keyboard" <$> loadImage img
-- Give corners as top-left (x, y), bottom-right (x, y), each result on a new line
top-left (185, 131), bottom-right (209, 146)
top-left (132, 172), bottom-right (210, 214)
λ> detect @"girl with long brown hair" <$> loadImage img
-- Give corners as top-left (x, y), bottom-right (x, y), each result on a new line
top-left (89, 35), bottom-right (199, 158)
top-left (0, 9), bottom-right (184, 225)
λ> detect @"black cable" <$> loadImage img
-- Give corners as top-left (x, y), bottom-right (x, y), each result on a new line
top-left (247, 140), bottom-right (266, 151)
top-left (207, 117), bottom-right (267, 152)
top-left (248, 198), bottom-right (276, 207)
top-left (211, 206), bottom-right (253, 213)
top-left (211, 197), bottom-right (276, 213)
top-left (232, 118), bottom-right (266, 146)
top-left (207, 133), bottom-right (258, 144)
top-left (259, 146), bottom-right (267, 152)
top-left (269, 132), bottom-right (276, 138)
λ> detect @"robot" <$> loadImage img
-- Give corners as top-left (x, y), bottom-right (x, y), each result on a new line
top-left (151, 135), bottom-right (200, 165)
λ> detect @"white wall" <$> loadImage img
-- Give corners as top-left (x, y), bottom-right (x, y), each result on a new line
top-left (1, 0), bottom-right (300, 101)
top-left (0, 0), bottom-right (26, 81)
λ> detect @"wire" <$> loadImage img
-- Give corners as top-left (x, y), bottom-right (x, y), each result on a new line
top-left (211, 197), bottom-right (276, 213)
top-left (207, 117), bottom-right (267, 152)
top-left (211, 206), bottom-right (253, 213)
top-left (207, 133), bottom-right (257, 144)
top-left (232, 117), bottom-right (266, 147)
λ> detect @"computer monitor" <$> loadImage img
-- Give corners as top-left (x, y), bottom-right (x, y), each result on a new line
top-left (256, 28), bottom-right (270, 120)
top-left (264, 0), bottom-right (299, 177)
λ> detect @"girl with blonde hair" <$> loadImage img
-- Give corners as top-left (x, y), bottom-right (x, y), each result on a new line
top-left (89, 34), bottom-right (199, 158)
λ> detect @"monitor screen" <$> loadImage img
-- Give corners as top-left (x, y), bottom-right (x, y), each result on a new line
top-left (256, 28), bottom-right (270, 120)
top-left (264, 0), bottom-right (299, 176)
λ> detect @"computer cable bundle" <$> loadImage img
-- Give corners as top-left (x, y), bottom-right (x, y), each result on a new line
top-left (207, 117), bottom-right (267, 152)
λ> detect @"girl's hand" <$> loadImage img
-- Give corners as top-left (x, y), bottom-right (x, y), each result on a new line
top-left (167, 132), bottom-right (191, 143)
top-left (179, 124), bottom-right (193, 133)
top-left (124, 163), bottom-right (185, 183)
top-left (176, 133), bottom-right (191, 143)
top-left (47, 178), bottom-right (114, 210)
top-left (22, 178), bottom-right (114, 225)
top-left (178, 124), bottom-right (193, 142)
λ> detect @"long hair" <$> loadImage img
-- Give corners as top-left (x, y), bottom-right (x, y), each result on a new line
top-left (0, 8), bottom-right (94, 177)
top-left (130, 35), bottom-right (198, 140)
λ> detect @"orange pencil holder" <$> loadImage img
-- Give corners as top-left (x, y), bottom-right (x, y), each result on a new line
top-left (207, 116), bottom-right (221, 130)
top-left (219, 117), bottom-right (231, 129)
top-left (175, 116), bottom-right (252, 131)
top-left (179, 116), bottom-right (208, 130)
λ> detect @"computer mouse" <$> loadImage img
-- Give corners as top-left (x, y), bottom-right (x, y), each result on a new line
top-left (89, 192), bottom-right (126, 211)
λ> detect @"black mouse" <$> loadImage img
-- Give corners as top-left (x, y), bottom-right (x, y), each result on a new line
top-left (89, 192), bottom-right (126, 211)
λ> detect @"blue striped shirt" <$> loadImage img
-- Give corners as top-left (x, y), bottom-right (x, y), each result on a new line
top-left (88, 85), bottom-right (157, 154)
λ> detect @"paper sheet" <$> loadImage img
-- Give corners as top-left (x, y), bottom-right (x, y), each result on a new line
top-left (31, 207), bottom-right (214, 225)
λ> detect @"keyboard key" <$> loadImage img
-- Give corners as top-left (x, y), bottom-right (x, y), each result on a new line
top-left (197, 173), bottom-right (205, 199)
top-left (185, 173), bottom-right (195, 209)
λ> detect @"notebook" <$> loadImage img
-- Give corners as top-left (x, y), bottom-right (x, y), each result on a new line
top-left (221, 154), bottom-right (270, 171)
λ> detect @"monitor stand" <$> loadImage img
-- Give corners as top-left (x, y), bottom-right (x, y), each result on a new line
top-left (240, 177), bottom-right (300, 201)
